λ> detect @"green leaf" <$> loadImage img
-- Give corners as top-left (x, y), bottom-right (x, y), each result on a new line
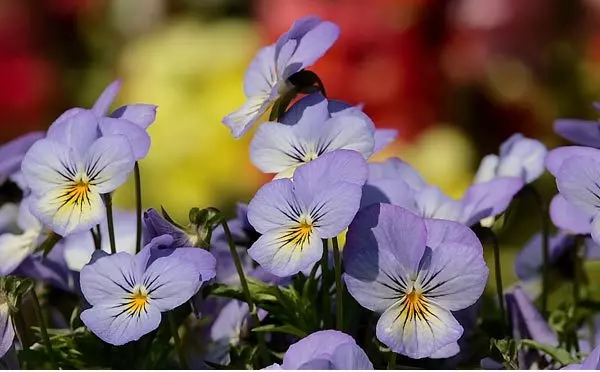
top-left (252, 324), bottom-right (307, 338)
top-left (519, 339), bottom-right (578, 365)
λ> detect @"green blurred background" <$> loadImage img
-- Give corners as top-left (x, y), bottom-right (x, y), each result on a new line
top-left (2, 0), bottom-right (600, 293)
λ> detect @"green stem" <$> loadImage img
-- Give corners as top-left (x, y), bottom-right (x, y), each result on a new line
top-left (11, 308), bottom-right (29, 349)
top-left (574, 235), bottom-right (585, 306)
top-left (221, 219), bottom-right (269, 365)
top-left (103, 194), bottom-right (117, 254)
top-left (31, 288), bottom-right (56, 368)
top-left (91, 226), bottom-right (101, 250)
top-left (387, 352), bottom-right (396, 370)
top-left (490, 231), bottom-right (506, 326)
top-left (530, 187), bottom-right (550, 314)
top-left (167, 312), bottom-right (187, 369)
top-left (332, 237), bottom-right (343, 331)
top-left (321, 239), bottom-right (332, 329)
top-left (134, 162), bottom-right (143, 253)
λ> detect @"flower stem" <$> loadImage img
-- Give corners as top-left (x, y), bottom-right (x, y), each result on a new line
top-left (167, 312), bottom-right (187, 369)
top-left (530, 187), bottom-right (550, 314)
top-left (91, 225), bottom-right (101, 250)
top-left (332, 237), bottom-right (343, 331)
top-left (31, 288), bottom-right (56, 368)
top-left (103, 194), bottom-right (117, 254)
top-left (134, 162), bottom-right (143, 253)
top-left (321, 239), bottom-right (332, 329)
top-left (490, 231), bottom-right (506, 325)
top-left (221, 219), bottom-right (269, 365)
top-left (387, 352), bottom-right (396, 369)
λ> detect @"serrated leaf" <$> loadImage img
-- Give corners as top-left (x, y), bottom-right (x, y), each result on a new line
top-left (252, 324), bottom-right (307, 338)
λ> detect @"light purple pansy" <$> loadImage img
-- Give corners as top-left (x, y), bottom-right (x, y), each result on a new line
top-left (0, 131), bottom-right (44, 188)
top-left (343, 204), bottom-right (488, 359)
top-left (247, 149), bottom-right (367, 276)
top-left (21, 111), bottom-right (135, 236)
top-left (0, 301), bottom-right (14, 360)
top-left (361, 157), bottom-right (523, 227)
top-left (48, 80), bottom-right (157, 160)
top-left (265, 330), bottom-right (373, 370)
top-left (474, 133), bottom-right (547, 185)
top-left (250, 93), bottom-right (397, 178)
top-left (545, 146), bottom-right (600, 244)
top-left (250, 93), bottom-right (377, 178)
top-left (223, 16), bottom-right (340, 138)
top-left (80, 237), bottom-right (216, 345)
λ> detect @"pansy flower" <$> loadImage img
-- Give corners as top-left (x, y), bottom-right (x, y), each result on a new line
top-left (21, 111), bottom-right (135, 236)
top-left (250, 93), bottom-right (394, 178)
top-left (247, 149), bottom-right (367, 276)
top-left (47, 80), bottom-right (157, 161)
top-left (474, 133), bottom-right (547, 185)
top-left (361, 157), bottom-right (523, 227)
top-left (80, 236), bottom-right (216, 345)
top-left (344, 203), bottom-right (488, 359)
top-left (545, 146), bottom-right (600, 244)
top-left (223, 16), bottom-right (339, 138)
top-left (265, 330), bottom-right (373, 370)
top-left (563, 345), bottom-right (600, 370)
top-left (0, 131), bottom-right (44, 188)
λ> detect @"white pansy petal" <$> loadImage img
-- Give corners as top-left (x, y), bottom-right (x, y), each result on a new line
top-left (250, 122), bottom-right (308, 173)
top-left (31, 186), bottom-right (105, 236)
top-left (376, 298), bottom-right (463, 359)
top-left (248, 226), bottom-right (323, 277)
top-left (243, 45), bottom-right (277, 97)
top-left (317, 114), bottom-right (375, 158)
top-left (0, 230), bottom-right (38, 275)
top-left (21, 139), bottom-right (80, 194)
top-left (84, 136), bottom-right (135, 194)
top-left (223, 95), bottom-right (273, 138)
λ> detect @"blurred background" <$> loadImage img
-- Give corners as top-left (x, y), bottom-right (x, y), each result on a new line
top-left (2, 0), bottom-right (600, 287)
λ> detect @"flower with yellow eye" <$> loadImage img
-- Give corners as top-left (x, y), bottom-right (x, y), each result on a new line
top-left (80, 235), bottom-right (216, 346)
top-left (247, 149), bottom-right (367, 277)
top-left (344, 203), bottom-right (488, 359)
top-left (21, 110), bottom-right (135, 236)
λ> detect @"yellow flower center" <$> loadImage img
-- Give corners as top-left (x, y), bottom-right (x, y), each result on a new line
top-left (280, 216), bottom-right (314, 250)
top-left (61, 180), bottom-right (91, 206)
top-left (125, 285), bottom-right (150, 316)
top-left (401, 289), bottom-right (430, 321)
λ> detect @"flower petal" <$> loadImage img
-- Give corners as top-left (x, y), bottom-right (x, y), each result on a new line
top-left (423, 218), bottom-right (481, 252)
top-left (98, 118), bottom-right (151, 160)
top-left (459, 177), bottom-right (523, 226)
top-left (0, 304), bottom-right (14, 359)
top-left (243, 45), bottom-right (277, 98)
top-left (557, 155), bottom-right (600, 216)
top-left (554, 119), bottom-right (600, 148)
top-left (282, 330), bottom-right (366, 369)
top-left (0, 131), bottom-right (44, 178)
top-left (21, 138), bottom-right (80, 194)
top-left (505, 286), bottom-right (558, 346)
top-left (31, 188), bottom-right (105, 236)
top-left (91, 80), bottom-right (121, 117)
top-left (223, 94), bottom-right (273, 138)
top-left (247, 178), bottom-right (302, 233)
top-left (293, 149), bottom-right (368, 207)
top-left (376, 298), bottom-right (463, 359)
top-left (0, 230), bottom-right (38, 275)
top-left (309, 181), bottom-right (363, 238)
top-left (46, 110), bottom-right (99, 158)
top-left (142, 256), bottom-right (202, 311)
top-left (80, 251), bottom-right (140, 305)
top-left (417, 242), bottom-right (488, 311)
top-left (248, 226), bottom-right (323, 277)
top-left (360, 179), bottom-right (419, 211)
top-left (84, 135), bottom-right (135, 193)
top-left (250, 121), bottom-right (310, 174)
top-left (111, 104), bottom-right (157, 129)
top-left (80, 300), bottom-right (161, 346)
top-left (285, 21), bottom-right (340, 74)
top-left (373, 129), bottom-right (398, 153)
top-left (545, 146), bottom-right (600, 177)
top-left (550, 194), bottom-right (592, 234)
